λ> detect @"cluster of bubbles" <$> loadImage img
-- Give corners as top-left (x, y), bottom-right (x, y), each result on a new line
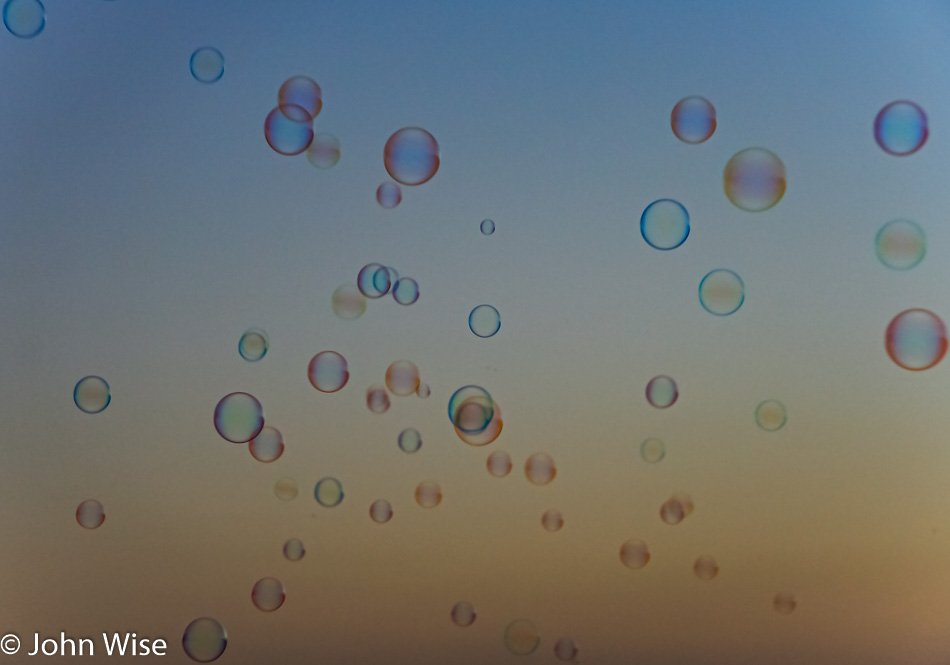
top-left (335, 262), bottom-right (420, 319)
top-left (258, 76), bottom-right (341, 170)
top-left (377, 127), bottom-right (440, 209)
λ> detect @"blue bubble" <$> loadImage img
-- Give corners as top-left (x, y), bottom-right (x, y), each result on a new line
top-left (393, 278), bottom-right (419, 305)
top-left (469, 305), bottom-right (501, 338)
top-left (448, 385), bottom-right (494, 434)
top-left (641, 199), bottom-right (689, 250)
top-left (189, 47), bottom-right (224, 84)
top-left (3, 0), bottom-right (44, 38)
top-left (264, 105), bottom-right (313, 156)
top-left (238, 329), bottom-right (268, 362)
top-left (875, 101), bottom-right (928, 156)
top-left (357, 263), bottom-right (388, 298)
top-left (481, 219), bottom-right (495, 235)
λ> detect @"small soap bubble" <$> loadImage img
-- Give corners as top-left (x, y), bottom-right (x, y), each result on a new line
top-left (189, 46), bottom-right (224, 83)
top-left (308, 351), bottom-right (349, 392)
top-left (314, 477), bottom-right (344, 507)
top-left (671, 96), bottom-right (716, 144)
top-left (455, 401), bottom-right (503, 446)
top-left (213, 392), bottom-right (264, 443)
top-left (398, 427), bottom-right (422, 453)
top-left (620, 539), bottom-right (650, 569)
top-left (358, 263), bottom-right (391, 298)
top-left (369, 499), bottom-right (393, 523)
top-left (74, 376), bottom-right (111, 414)
top-left (525, 453), bottom-right (556, 486)
top-left (660, 497), bottom-right (685, 525)
top-left (181, 618), bottom-right (227, 663)
top-left (264, 105), bottom-right (314, 156)
top-left (274, 477), bottom-right (298, 501)
top-left (282, 538), bottom-right (305, 562)
top-left (885, 308), bottom-right (948, 371)
top-left (773, 592), bottom-right (797, 615)
top-left (238, 329), bottom-right (268, 362)
top-left (384, 127), bottom-right (440, 186)
top-left (876, 219), bottom-right (926, 270)
top-left (554, 637), bottom-right (578, 661)
top-left (469, 305), bottom-right (501, 338)
top-left (723, 148), bottom-right (786, 212)
top-left (640, 199), bottom-right (690, 250)
top-left (332, 283), bottom-right (366, 320)
top-left (278, 76), bottom-right (322, 121)
top-left (249, 426), bottom-right (284, 462)
top-left (76, 499), bottom-right (105, 529)
top-left (694, 555), bottom-right (719, 581)
top-left (376, 182), bottom-right (402, 209)
top-left (306, 133), bottom-right (341, 169)
top-left (699, 269), bottom-right (744, 316)
top-left (451, 601), bottom-right (476, 627)
top-left (487, 450), bottom-right (512, 477)
top-left (415, 480), bottom-right (442, 508)
top-left (640, 438), bottom-right (666, 463)
top-left (673, 492), bottom-right (695, 517)
top-left (392, 277), bottom-right (419, 305)
top-left (3, 0), bottom-right (43, 38)
top-left (416, 382), bottom-right (431, 398)
top-left (386, 360), bottom-right (420, 396)
top-left (541, 509), bottom-right (564, 532)
top-left (504, 619), bottom-right (540, 655)
top-left (480, 219), bottom-right (495, 235)
top-left (755, 400), bottom-right (787, 431)
top-left (645, 375), bottom-right (678, 408)
top-left (875, 100), bottom-right (928, 156)
top-left (251, 577), bottom-right (285, 612)
top-left (366, 385), bottom-right (390, 413)
top-left (448, 385), bottom-right (495, 433)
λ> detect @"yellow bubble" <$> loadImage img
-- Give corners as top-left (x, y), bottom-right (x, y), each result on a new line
top-left (274, 477), bottom-right (298, 501)
top-left (525, 452), bottom-right (556, 486)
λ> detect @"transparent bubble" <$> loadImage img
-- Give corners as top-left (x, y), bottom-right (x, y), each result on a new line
top-left (674, 492), bottom-right (695, 517)
top-left (3, 0), bottom-right (44, 38)
top-left (448, 385), bottom-right (494, 433)
top-left (875, 100), bottom-right (928, 156)
top-left (645, 375), bottom-right (678, 408)
top-left (332, 283), bottom-right (366, 320)
top-left (366, 385), bottom-right (390, 413)
top-left (480, 219), bottom-right (495, 235)
top-left (274, 477), bottom-right (298, 501)
top-left (76, 499), bottom-right (105, 529)
top-left (249, 426), bottom-right (284, 462)
top-left (876, 219), bottom-right (926, 270)
top-left (455, 401), bottom-right (503, 446)
top-left (620, 539), bottom-right (650, 569)
top-left (469, 305), bottom-right (501, 338)
top-left (699, 269), bottom-right (744, 316)
top-left (451, 601), bottom-right (476, 627)
top-left (671, 96), bottom-right (716, 144)
top-left (416, 382), bottom-right (430, 398)
top-left (487, 450), bottom-right (512, 477)
top-left (314, 477), bottom-right (344, 507)
top-left (308, 351), bottom-right (349, 392)
top-left (357, 263), bottom-right (390, 298)
top-left (660, 497), bottom-right (685, 525)
top-left (723, 148), bottom-right (786, 212)
top-left (554, 637), bottom-right (578, 661)
top-left (525, 453), bottom-right (556, 486)
top-left (384, 127), bottom-right (440, 186)
top-left (251, 577), bottom-right (285, 612)
top-left (278, 76), bottom-right (322, 121)
top-left (375, 267), bottom-right (394, 294)
top-left (885, 308), bottom-right (948, 371)
top-left (189, 47), bottom-right (223, 83)
top-left (541, 509), bottom-right (564, 532)
top-left (74, 376), bottom-right (111, 414)
top-left (773, 592), bottom-right (797, 615)
top-left (282, 538), bottom-right (305, 562)
top-left (415, 480), bottom-right (442, 508)
top-left (385, 360), bottom-right (420, 396)
top-left (398, 427), bottom-right (422, 453)
top-left (369, 499), bottom-right (393, 523)
top-left (755, 400), bottom-right (787, 431)
top-left (306, 133), bottom-right (340, 168)
top-left (504, 619), bottom-right (540, 655)
top-left (694, 555), bottom-right (719, 581)
top-left (181, 618), bottom-right (227, 663)
top-left (392, 277), bottom-right (419, 305)
top-left (213, 392), bottom-right (264, 443)
top-left (640, 438), bottom-right (666, 463)
top-left (264, 105), bottom-right (313, 156)
top-left (640, 199), bottom-right (690, 250)
top-left (238, 329), bottom-right (268, 362)
top-left (376, 182), bottom-right (402, 209)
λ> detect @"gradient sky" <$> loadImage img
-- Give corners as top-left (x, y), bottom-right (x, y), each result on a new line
top-left (2, 1), bottom-right (950, 663)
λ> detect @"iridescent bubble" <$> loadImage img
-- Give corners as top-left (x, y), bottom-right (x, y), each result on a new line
top-left (554, 637), bottom-right (578, 661)
top-left (525, 453), bottom-right (556, 486)
top-left (251, 577), bottom-right (285, 612)
top-left (455, 401), bottom-right (503, 446)
top-left (885, 309), bottom-right (948, 371)
top-left (74, 376), bottom-right (111, 414)
top-left (694, 555), bottom-right (719, 581)
top-left (376, 182), bottom-right (402, 209)
top-left (416, 382), bottom-right (430, 398)
top-left (375, 267), bottom-right (394, 294)
top-left (504, 619), bottom-right (540, 655)
top-left (3, 0), bottom-right (43, 38)
top-left (699, 269), bottom-right (744, 316)
top-left (189, 46), bottom-right (223, 83)
top-left (480, 219), bottom-right (495, 235)
top-left (660, 497), bottom-right (685, 525)
top-left (487, 451), bottom-right (512, 477)
top-left (755, 400), bottom-right (787, 431)
top-left (264, 105), bottom-right (313, 156)
top-left (314, 477), bottom-right (344, 507)
top-left (384, 127), bottom-right (440, 186)
top-left (181, 618), bottom-right (227, 663)
top-left (282, 538), bottom-right (305, 562)
top-left (308, 351), bottom-right (349, 393)
top-left (723, 148), bottom-right (786, 212)
top-left (369, 499), bottom-right (393, 524)
top-left (358, 263), bottom-right (390, 298)
top-left (392, 277), bottom-right (419, 305)
top-left (306, 133), bottom-right (340, 169)
top-left (238, 329), bottom-right (268, 362)
top-left (385, 360), bottom-right (420, 396)
top-left (76, 499), bottom-right (105, 529)
top-left (415, 480), bottom-right (442, 508)
top-left (366, 385), bottom-right (390, 413)
top-left (249, 426), bottom-right (284, 463)
top-left (278, 76), bottom-right (322, 121)
top-left (451, 601), bottom-right (476, 627)
top-left (640, 199), bottom-right (690, 250)
top-left (448, 385), bottom-right (494, 434)
top-left (274, 477), bottom-right (298, 501)
top-left (640, 438), bottom-right (665, 463)
top-left (773, 592), bottom-right (797, 615)
top-left (332, 283), bottom-right (366, 320)
top-left (398, 427), bottom-right (422, 453)
top-left (469, 305), bottom-right (501, 338)
top-left (620, 539), bottom-right (650, 569)
top-left (876, 219), bottom-right (926, 270)
top-left (645, 375), bottom-right (678, 408)
top-left (541, 509), bottom-right (563, 532)
top-left (213, 392), bottom-right (264, 443)
top-left (671, 96), bottom-right (716, 144)
top-left (875, 101), bottom-right (928, 156)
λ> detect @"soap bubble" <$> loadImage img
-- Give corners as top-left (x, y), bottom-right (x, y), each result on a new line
top-left (332, 283), bottom-right (366, 320)
top-left (278, 76), bottom-right (322, 121)
top-left (620, 539), bottom-right (650, 569)
top-left (541, 509), bottom-right (563, 532)
top-left (358, 263), bottom-right (391, 298)
top-left (640, 199), bottom-right (690, 250)
top-left (249, 426), bottom-right (284, 462)
top-left (469, 304), bottom-right (501, 338)
top-left (238, 329), bottom-right (268, 362)
top-left (213, 392), bottom-right (264, 443)
top-left (773, 592), bottom-right (797, 615)
top-left (366, 385), bottom-right (390, 413)
top-left (723, 148), bottom-right (786, 212)
top-left (415, 480), bottom-right (442, 508)
top-left (504, 619), bottom-right (540, 655)
top-left (455, 401), bottom-right (503, 446)
top-left (660, 497), bottom-right (685, 525)
top-left (554, 637), bottom-right (578, 661)
top-left (480, 219), bottom-right (495, 235)
top-left (264, 105), bottom-right (314, 156)
top-left (755, 400), bottom-right (787, 431)
top-left (251, 577), bottom-right (285, 612)
top-left (876, 219), bottom-right (926, 270)
top-left (525, 453), bottom-right (556, 486)
top-left (376, 182), bottom-right (402, 209)
top-left (392, 277), bottom-right (419, 305)
top-left (3, 0), bottom-right (44, 38)
top-left (282, 538), bottom-right (305, 562)
top-left (189, 46), bottom-right (224, 83)
top-left (76, 499), bottom-right (105, 529)
top-left (885, 308), bottom-right (948, 371)
top-left (451, 601), bottom-right (476, 627)
top-left (398, 428), bottom-right (422, 453)
top-left (74, 376), bottom-right (111, 414)
top-left (369, 499), bottom-right (393, 523)
top-left (385, 360), bottom-right (420, 396)
top-left (181, 618), bottom-right (227, 663)
top-left (306, 133), bottom-right (341, 169)
top-left (274, 477), bottom-right (298, 501)
top-left (875, 100), bottom-right (928, 156)
top-left (671, 96), bottom-right (716, 143)
top-left (384, 127), bottom-right (440, 186)
top-left (640, 438), bottom-right (665, 463)
top-left (645, 375), bottom-right (678, 408)
top-left (487, 450), bottom-right (512, 477)
top-left (694, 555), bottom-right (719, 581)
top-left (416, 382), bottom-right (430, 398)
top-left (673, 492), bottom-right (695, 517)
top-left (699, 269), bottom-right (744, 316)
top-left (308, 351), bottom-right (349, 392)
top-left (314, 477), bottom-right (344, 507)
top-left (448, 385), bottom-right (494, 433)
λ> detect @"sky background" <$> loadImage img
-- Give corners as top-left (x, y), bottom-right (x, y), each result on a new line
top-left (2, 1), bottom-right (950, 663)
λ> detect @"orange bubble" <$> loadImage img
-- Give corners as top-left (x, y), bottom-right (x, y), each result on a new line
top-left (385, 360), bottom-right (420, 396)
top-left (525, 452), bottom-right (556, 486)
